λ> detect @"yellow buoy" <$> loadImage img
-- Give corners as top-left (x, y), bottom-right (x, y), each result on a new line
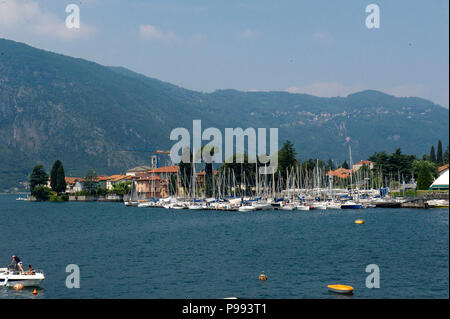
top-left (259, 272), bottom-right (268, 281)
top-left (13, 283), bottom-right (24, 290)
top-left (355, 219), bottom-right (365, 224)
top-left (33, 289), bottom-right (38, 295)
top-left (327, 284), bottom-right (354, 294)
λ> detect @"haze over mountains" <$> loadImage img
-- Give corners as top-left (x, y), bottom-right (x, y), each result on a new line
top-left (0, 38), bottom-right (448, 191)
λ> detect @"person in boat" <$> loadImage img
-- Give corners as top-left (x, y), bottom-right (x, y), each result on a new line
top-left (10, 255), bottom-right (25, 273)
top-left (27, 265), bottom-right (35, 275)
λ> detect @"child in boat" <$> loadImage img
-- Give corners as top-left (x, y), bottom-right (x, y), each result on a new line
top-left (27, 265), bottom-right (35, 275)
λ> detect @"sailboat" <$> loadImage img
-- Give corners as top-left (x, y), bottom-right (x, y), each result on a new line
top-left (124, 180), bottom-right (139, 206)
top-left (341, 145), bottom-right (363, 209)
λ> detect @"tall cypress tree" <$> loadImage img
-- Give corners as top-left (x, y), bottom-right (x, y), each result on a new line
top-left (341, 160), bottom-right (349, 169)
top-left (444, 146), bottom-right (449, 164)
top-left (437, 140), bottom-right (443, 164)
top-left (50, 160), bottom-right (67, 194)
top-left (50, 160), bottom-right (62, 192)
top-left (429, 146), bottom-right (436, 163)
top-left (179, 147), bottom-right (193, 194)
top-left (56, 164), bottom-right (67, 194)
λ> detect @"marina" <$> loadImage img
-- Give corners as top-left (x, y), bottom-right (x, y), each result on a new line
top-left (1, 194), bottom-right (447, 299)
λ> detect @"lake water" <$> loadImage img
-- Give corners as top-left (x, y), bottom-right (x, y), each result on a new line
top-left (0, 194), bottom-right (448, 299)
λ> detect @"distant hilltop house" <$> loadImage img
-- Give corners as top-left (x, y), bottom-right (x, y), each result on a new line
top-left (429, 164), bottom-right (449, 191)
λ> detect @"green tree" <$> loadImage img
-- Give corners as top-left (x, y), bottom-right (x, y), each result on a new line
top-left (178, 147), bottom-right (193, 193)
top-left (277, 140), bottom-right (297, 177)
top-left (444, 146), bottom-right (449, 164)
top-left (56, 165), bottom-right (67, 193)
top-left (83, 170), bottom-right (98, 194)
top-left (110, 181), bottom-right (131, 196)
top-left (414, 160), bottom-right (436, 190)
top-left (30, 164), bottom-right (49, 192)
top-left (327, 159), bottom-right (334, 171)
top-left (369, 149), bottom-right (417, 181)
top-left (341, 160), bottom-right (349, 169)
top-left (429, 146), bottom-right (436, 163)
top-left (437, 140), bottom-right (443, 164)
top-left (50, 160), bottom-right (66, 194)
top-left (200, 145), bottom-right (218, 198)
top-left (416, 165), bottom-right (434, 190)
top-left (32, 186), bottom-right (52, 201)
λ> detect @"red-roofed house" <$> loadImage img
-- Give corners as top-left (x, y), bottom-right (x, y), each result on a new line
top-left (105, 175), bottom-right (133, 190)
top-left (326, 168), bottom-right (353, 179)
top-left (65, 177), bottom-right (84, 193)
top-left (352, 160), bottom-right (374, 171)
top-left (135, 175), bottom-right (165, 198)
top-left (438, 163), bottom-right (449, 174)
top-left (148, 165), bottom-right (179, 175)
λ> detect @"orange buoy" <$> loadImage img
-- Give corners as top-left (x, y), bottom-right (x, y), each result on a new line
top-left (355, 219), bottom-right (365, 224)
top-left (33, 289), bottom-right (38, 295)
top-left (259, 272), bottom-right (268, 281)
top-left (327, 284), bottom-right (354, 294)
top-left (13, 283), bottom-right (24, 290)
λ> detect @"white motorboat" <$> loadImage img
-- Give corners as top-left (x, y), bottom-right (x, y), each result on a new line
top-left (124, 201), bottom-right (139, 207)
top-left (326, 202), bottom-right (341, 210)
top-left (427, 199), bottom-right (449, 208)
top-left (252, 202), bottom-right (272, 210)
top-left (312, 202), bottom-right (327, 210)
top-left (238, 205), bottom-right (256, 212)
top-left (0, 267), bottom-right (44, 287)
top-left (280, 205), bottom-right (296, 211)
top-left (296, 205), bottom-right (311, 211)
top-left (137, 202), bottom-right (152, 208)
top-left (188, 204), bottom-right (203, 210)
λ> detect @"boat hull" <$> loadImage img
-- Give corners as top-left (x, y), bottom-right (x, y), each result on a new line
top-left (327, 284), bottom-right (353, 294)
top-left (0, 274), bottom-right (45, 287)
top-left (341, 205), bottom-right (363, 209)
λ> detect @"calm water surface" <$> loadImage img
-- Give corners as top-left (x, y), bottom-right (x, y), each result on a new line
top-left (0, 194), bottom-right (448, 299)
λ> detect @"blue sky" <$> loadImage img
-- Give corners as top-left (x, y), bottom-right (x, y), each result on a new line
top-left (1, 0), bottom-right (448, 107)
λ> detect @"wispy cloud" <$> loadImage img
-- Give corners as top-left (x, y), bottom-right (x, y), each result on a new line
top-left (241, 28), bottom-right (261, 39)
top-left (139, 24), bottom-right (181, 44)
top-left (313, 31), bottom-right (333, 45)
top-left (0, 0), bottom-right (96, 40)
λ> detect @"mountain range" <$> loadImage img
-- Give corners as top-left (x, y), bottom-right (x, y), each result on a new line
top-left (0, 38), bottom-right (448, 192)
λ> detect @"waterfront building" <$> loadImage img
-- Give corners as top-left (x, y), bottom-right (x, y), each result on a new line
top-left (352, 160), bottom-right (374, 171)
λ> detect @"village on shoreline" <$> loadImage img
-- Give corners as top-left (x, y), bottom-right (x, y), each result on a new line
top-left (16, 140), bottom-right (450, 210)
